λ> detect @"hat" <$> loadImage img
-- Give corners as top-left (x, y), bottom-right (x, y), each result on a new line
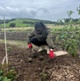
top-left (35, 22), bottom-right (45, 29)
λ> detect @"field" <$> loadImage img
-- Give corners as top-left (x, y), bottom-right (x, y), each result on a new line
top-left (0, 41), bottom-right (80, 81)
top-left (0, 18), bottom-right (53, 28)
top-left (0, 20), bottom-right (80, 81)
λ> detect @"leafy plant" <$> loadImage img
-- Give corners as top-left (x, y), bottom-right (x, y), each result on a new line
top-left (7, 47), bottom-right (12, 52)
top-left (39, 69), bottom-right (49, 81)
top-left (77, 5), bottom-right (80, 16)
top-left (0, 68), bottom-right (17, 81)
top-left (52, 21), bottom-right (80, 56)
top-left (67, 10), bottom-right (74, 19)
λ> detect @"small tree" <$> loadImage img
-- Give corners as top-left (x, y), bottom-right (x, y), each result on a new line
top-left (77, 5), bottom-right (80, 22)
top-left (77, 5), bottom-right (80, 26)
top-left (67, 10), bottom-right (74, 27)
top-left (77, 5), bottom-right (80, 15)
top-left (67, 10), bottom-right (74, 19)
top-left (9, 23), bottom-right (16, 27)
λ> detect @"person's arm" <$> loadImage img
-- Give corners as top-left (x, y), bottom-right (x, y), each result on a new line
top-left (46, 31), bottom-right (54, 49)
top-left (46, 30), bottom-right (55, 59)
top-left (27, 31), bottom-right (35, 49)
top-left (27, 30), bottom-right (35, 44)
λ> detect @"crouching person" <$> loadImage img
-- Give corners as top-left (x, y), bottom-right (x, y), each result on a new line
top-left (27, 22), bottom-right (55, 59)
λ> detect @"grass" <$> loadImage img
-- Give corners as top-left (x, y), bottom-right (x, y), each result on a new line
top-left (0, 18), bottom-right (33, 28)
top-left (1, 27), bottom-right (33, 32)
top-left (0, 18), bottom-right (53, 28)
top-left (1, 24), bottom-right (64, 31)
top-left (1, 24), bottom-right (80, 32)
top-left (0, 39), bottom-right (27, 48)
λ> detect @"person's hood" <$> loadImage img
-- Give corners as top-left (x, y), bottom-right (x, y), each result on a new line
top-left (35, 22), bottom-right (46, 34)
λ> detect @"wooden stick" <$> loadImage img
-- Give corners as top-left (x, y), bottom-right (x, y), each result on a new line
top-left (4, 16), bottom-right (8, 65)
top-left (54, 51), bottom-right (68, 57)
top-left (1, 16), bottom-right (8, 67)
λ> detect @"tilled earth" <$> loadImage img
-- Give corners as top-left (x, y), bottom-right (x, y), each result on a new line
top-left (0, 43), bottom-right (80, 81)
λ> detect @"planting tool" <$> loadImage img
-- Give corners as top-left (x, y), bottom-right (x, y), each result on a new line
top-left (54, 51), bottom-right (68, 57)
top-left (27, 44), bottom-right (68, 57)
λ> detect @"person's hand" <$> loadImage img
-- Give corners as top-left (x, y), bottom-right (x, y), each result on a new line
top-left (28, 43), bottom-right (32, 49)
top-left (49, 49), bottom-right (55, 59)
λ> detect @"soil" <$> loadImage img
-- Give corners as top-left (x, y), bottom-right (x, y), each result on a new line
top-left (0, 43), bottom-right (80, 81)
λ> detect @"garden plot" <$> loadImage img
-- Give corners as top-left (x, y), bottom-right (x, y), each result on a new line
top-left (0, 43), bottom-right (80, 81)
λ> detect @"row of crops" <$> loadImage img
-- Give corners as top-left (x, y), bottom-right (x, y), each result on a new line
top-left (51, 24), bottom-right (80, 56)
top-left (0, 22), bottom-right (80, 56)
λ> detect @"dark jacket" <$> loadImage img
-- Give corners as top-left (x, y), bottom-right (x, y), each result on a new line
top-left (27, 22), bottom-right (54, 48)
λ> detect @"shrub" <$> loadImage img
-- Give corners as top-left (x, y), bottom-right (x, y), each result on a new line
top-left (0, 68), bottom-right (17, 81)
top-left (9, 23), bottom-right (16, 27)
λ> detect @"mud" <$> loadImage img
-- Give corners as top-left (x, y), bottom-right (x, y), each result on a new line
top-left (0, 43), bottom-right (80, 81)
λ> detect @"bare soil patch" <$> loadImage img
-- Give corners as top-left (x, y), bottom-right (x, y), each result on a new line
top-left (0, 43), bottom-right (80, 81)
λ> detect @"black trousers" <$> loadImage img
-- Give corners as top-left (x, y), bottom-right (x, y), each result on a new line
top-left (30, 37), bottom-right (47, 46)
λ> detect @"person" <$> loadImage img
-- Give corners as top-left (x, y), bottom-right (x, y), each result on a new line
top-left (27, 22), bottom-right (55, 59)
